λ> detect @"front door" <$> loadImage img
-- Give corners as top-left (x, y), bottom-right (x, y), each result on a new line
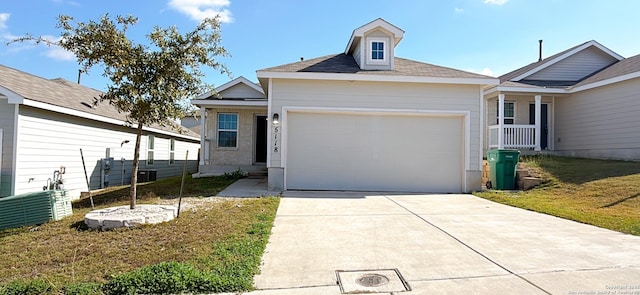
top-left (255, 115), bottom-right (267, 163)
top-left (529, 104), bottom-right (548, 149)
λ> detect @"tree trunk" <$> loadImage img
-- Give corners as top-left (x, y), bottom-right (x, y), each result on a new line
top-left (129, 121), bottom-right (144, 209)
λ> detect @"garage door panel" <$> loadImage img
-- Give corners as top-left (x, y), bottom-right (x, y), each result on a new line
top-left (286, 112), bottom-right (463, 192)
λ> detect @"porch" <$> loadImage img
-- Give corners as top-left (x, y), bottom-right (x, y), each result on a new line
top-left (486, 93), bottom-right (551, 151)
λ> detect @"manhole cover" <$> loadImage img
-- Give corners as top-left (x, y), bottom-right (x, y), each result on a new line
top-left (336, 269), bottom-right (411, 294)
top-left (356, 273), bottom-right (389, 287)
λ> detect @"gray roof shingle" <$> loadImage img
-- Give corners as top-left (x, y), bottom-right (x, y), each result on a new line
top-left (259, 53), bottom-right (493, 79)
top-left (0, 64), bottom-right (198, 138)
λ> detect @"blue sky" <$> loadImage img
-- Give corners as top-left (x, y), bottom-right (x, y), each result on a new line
top-left (1, 0), bottom-right (639, 92)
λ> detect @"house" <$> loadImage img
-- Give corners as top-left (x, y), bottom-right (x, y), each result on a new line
top-left (0, 64), bottom-right (200, 199)
top-left (484, 40), bottom-right (640, 160)
top-left (194, 18), bottom-right (498, 193)
top-left (191, 76), bottom-right (268, 175)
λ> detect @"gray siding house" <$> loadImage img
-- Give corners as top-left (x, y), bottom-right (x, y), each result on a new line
top-left (0, 65), bottom-right (200, 199)
top-left (484, 40), bottom-right (640, 161)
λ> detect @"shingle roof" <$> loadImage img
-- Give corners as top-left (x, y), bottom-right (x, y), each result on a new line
top-left (0, 64), bottom-right (198, 138)
top-left (572, 53), bottom-right (640, 88)
top-left (259, 53), bottom-right (493, 79)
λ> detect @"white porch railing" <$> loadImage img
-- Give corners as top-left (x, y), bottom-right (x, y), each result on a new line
top-left (488, 125), bottom-right (536, 149)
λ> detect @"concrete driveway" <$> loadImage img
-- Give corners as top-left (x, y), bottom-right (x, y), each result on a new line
top-left (249, 192), bottom-right (640, 294)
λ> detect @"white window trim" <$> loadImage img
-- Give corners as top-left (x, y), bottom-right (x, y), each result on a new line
top-left (366, 38), bottom-right (388, 64)
top-left (497, 100), bottom-right (516, 124)
top-left (147, 135), bottom-right (155, 166)
top-left (169, 138), bottom-right (175, 165)
top-left (217, 113), bottom-right (239, 148)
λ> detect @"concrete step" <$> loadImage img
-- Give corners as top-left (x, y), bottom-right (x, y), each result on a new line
top-left (247, 170), bottom-right (268, 179)
top-left (521, 177), bottom-right (543, 190)
top-left (516, 169), bottom-right (530, 178)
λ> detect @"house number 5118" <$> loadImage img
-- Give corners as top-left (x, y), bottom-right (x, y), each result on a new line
top-left (273, 126), bottom-right (280, 153)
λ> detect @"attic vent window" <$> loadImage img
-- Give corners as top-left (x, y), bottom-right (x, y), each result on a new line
top-left (372, 41), bottom-right (384, 60)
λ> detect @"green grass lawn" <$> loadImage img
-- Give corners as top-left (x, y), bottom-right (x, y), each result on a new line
top-left (474, 155), bottom-right (640, 236)
top-left (0, 174), bottom-right (279, 294)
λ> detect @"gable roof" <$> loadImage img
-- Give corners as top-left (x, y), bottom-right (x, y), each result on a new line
top-left (499, 40), bottom-right (623, 83)
top-left (257, 53), bottom-right (497, 85)
top-left (0, 64), bottom-right (199, 140)
top-left (196, 76), bottom-right (264, 99)
top-left (345, 18), bottom-right (405, 55)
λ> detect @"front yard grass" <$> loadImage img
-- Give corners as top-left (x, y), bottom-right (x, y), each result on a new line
top-left (0, 174), bottom-right (280, 294)
top-left (474, 155), bottom-right (640, 236)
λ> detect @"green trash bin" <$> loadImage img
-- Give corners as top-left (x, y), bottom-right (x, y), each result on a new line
top-left (486, 149), bottom-right (520, 190)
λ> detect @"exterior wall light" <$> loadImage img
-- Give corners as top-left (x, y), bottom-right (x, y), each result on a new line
top-left (272, 113), bottom-right (280, 126)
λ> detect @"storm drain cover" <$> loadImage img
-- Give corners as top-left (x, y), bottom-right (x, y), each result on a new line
top-left (336, 269), bottom-right (411, 294)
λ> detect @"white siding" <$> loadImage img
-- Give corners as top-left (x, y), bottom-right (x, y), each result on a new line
top-left (270, 79), bottom-right (482, 191)
top-left (0, 99), bottom-right (15, 196)
top-left (555, 78), bottom-right (640, 160)
top-left (14, 106), bottom-right (199, 198)
top-left (219, 83), bottom-right (265, 99)
top-left (527, 47), bottom-right (618, 81)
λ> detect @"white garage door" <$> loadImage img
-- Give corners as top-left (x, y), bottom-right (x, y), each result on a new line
top-left (285, 111), bottom-right (464, 193)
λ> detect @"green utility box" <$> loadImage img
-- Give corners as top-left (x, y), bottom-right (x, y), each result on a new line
top-left (486, 149), bottom-right (520, 190)
top-left (0, 190), bottom-right (73, 230)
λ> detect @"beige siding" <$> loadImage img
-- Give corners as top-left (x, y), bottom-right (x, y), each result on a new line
top-left (528, 47), bottom-right (618, 81)
top-left (14, 106), bottom-right (199, 198)
top-left (219, 83), bottom-right (265, 99)
top-left (0, 99), bottom-right (15, 196)
top-left (555, 78), bottom-right (640, 160)
top-left (353, 41), bottom-right (362, 68)
top-left (270, 79), bottom-right (482, 171)
top-left (206, 108), bottom-right (266, 167)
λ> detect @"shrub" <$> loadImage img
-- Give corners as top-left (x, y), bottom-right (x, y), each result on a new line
top-left (102, 261), bottom-right (210, 295)
top-left (0, 279), bottom-right (52, 295)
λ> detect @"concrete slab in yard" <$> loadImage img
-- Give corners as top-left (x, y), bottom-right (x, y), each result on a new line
top-left (216, 178), bottom-right (277, 197)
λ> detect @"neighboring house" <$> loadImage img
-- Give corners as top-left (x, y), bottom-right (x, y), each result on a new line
top-left (484, 40), bottom-right (640, 160)
top-left (0, 64), bottom-right (200, 199)
top-left (194, 18), bottom-right (498, 193)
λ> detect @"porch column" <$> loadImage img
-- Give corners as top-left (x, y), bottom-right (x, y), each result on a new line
top-left (498, 93), bottom-right (505, 149)
top-left (534, 95), bottom-right (542, 151)
top-left (199, 106), bottom-right (207, 165)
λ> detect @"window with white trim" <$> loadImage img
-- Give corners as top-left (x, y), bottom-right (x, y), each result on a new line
top-left (169, 138), bottom-right (175, 165)
top-left (496, 101), bottom-right (515, 124)
top-left (217, 113), bottom-right (238, 148)
top-left (367, 39), bottom-right (387, 63)
top-left (371, 41), bottom-right (384, 60)
top-left (147, 135), bottom-right (155, 165)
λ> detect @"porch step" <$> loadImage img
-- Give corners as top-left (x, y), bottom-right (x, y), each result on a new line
top-left (516, 169), bottom-right (530, 178)
top-left (518, 177), bottom-right (544, 190)
top-left (247, 170), bottom-right (268, 179)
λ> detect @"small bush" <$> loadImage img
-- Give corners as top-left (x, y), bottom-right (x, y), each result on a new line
top-left (0, 279), bottom-right (52, 295)
top-left (220, 169), bottom-right (246, 181)
top-left (102, 261), bottom-right (210, 295)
